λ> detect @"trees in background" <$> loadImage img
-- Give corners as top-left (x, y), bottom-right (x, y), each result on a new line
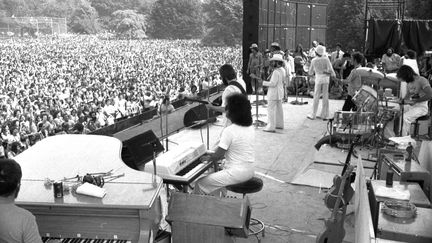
top-left (148, 0), bottom-right (203, 39)
top-left (406, 0), bottom-right (432, 20)
top-left (112, 10), bottom-right (146, 39)
top-left (201, 0), bottom-right (243, 46)
top-left (69, 0), bottom-right (100, 34)
top-left (3, 0), bottom-right (430, 46)
top-left (326, 0), bottom-right (364, 52)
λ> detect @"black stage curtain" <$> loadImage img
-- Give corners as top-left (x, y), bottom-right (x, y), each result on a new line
top-left (365, 19), bottom-right (402, 57)
top-left (366, 19), bottom-right (432, 57)
top-left (402, 20), bottom-right (432, 55)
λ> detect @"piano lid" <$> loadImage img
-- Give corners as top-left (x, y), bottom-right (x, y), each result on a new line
top-left (15, 134), bottom-right (162, 209)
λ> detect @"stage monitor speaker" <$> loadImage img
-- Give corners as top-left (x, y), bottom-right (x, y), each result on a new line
top-left (183, 104), bottom-right (219, 128)
top-left (121, 130), bottom-right (164, 170)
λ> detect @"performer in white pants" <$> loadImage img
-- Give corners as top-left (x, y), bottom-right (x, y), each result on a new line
top-left (262, 54), bottom-right (286, 132)
top-left (194, 94), bottom-right (255, 196)
top-left (307, 45), bottom-right (336, 120)
top-left (385, 65), bottom-right (432, 137)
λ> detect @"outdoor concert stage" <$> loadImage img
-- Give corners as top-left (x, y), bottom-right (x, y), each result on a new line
top-left (154, 97), bottom-right (358, 243)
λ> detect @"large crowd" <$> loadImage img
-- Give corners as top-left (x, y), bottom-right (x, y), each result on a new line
top-left (0, 36), bottom-right (242, 158)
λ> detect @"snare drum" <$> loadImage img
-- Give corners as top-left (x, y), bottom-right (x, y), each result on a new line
top-left (352, 86), bottom-right (378, 112)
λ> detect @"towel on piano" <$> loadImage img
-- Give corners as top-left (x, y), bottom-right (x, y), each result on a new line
top-left (76, 182), bottom-right (107, 198)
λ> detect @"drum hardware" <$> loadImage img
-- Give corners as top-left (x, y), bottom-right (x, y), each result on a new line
top-left (290, 75), bottom-right (308, 105)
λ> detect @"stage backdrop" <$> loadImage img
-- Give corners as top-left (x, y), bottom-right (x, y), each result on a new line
top-left (365, 19), bottom-right (432, 57)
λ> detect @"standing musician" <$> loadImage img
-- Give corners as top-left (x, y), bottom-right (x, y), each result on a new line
top-left (307, 45), bottom-right (336, 120)
top-left (206, 64), bottom-right (246, 127)
top-left (0, 159), bottom-right (43, 243)
top-left (386, 65), bottom-right (432, 137)
top-left (247, 43), bottom-right (263, 94)
top-left (262, 54), bottom-right (286, 132)
top-left (341, 52), bottom-right (364, 111)
top-left (194, 94), bottom-right (255, 196)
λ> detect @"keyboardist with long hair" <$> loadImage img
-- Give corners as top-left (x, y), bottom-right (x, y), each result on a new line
top-left (194, 94), bottom-right (255, 196)
top-left (0, 159), bottom-right (43, 243)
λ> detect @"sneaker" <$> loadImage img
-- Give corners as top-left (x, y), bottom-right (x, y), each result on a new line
top-left (263, 126), bottom-right (276, 133)
top-left (307, 114), bottom-right (315, 120)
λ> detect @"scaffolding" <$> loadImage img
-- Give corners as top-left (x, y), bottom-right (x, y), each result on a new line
top-left (0, 17), bottom-right (67, 37)
top-left (364, 0), bottom-right (406, 51)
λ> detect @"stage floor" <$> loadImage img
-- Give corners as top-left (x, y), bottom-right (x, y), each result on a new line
top-left (166, 96), bottom-right (362, 243)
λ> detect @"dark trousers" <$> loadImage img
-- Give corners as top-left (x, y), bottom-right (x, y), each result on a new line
top-left (342, 95), bottom-right (357, 111)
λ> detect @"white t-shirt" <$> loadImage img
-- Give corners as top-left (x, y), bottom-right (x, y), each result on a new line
top-left (219, 124), bottom-right (255, 169)
top-left (220, 79), bottom-right (247, 127)
top-left (221, 79), bottom-right (246, 108)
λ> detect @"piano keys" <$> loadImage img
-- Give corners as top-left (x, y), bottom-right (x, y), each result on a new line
top-left (14, 135), bottom-right (163, 243)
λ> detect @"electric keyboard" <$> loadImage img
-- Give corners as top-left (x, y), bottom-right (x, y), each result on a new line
top-left (15, 135), bottom-right (163, 243)
top-left (144, 142), bottom-right (215, 191)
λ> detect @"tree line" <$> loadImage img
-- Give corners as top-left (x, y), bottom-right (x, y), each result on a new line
top-left (0, 0), bottom-right (243, 46)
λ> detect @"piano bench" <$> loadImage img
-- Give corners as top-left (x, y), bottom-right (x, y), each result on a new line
top-left (226, 177), bottom-right (265, 243)
top-left (227, 177), bottom-right (263, 197)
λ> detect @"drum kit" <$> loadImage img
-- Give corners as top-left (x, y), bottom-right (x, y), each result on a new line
top-left (331, 68), bottom-right (405, 148)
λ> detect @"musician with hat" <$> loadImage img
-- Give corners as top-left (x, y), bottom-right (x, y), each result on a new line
top-left (247, 43), bottom-right (263, 94)
top-left (270, 42), bottom-right (292, 101)
top-left (262, 53), bottom-right (286, 132)
top-left (307, 45), bottom-right (336, 120)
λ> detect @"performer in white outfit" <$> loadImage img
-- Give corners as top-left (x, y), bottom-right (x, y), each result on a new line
top-left (307, 45), bottom-right (336, 120)
top-left (386, 65), bottom-right (432, 137)
top-left (262, 54), bottom-right (286, 132)
top-left (194, 94), bottom-right (255, 196)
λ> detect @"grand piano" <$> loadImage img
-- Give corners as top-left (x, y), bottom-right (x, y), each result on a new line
top-left (14, 134), bottom-right (163, 243)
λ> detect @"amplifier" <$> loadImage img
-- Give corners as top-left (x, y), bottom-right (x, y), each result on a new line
top-left (166, 192), bottom-right (251, 242)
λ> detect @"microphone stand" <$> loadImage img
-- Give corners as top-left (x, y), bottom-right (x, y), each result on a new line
top-left (165, 108), bottom-right (169, 151)
top-left (252, 74), bottom-right (267, 127)
top-left (206, 88), bottom-right (210, 150)
top-left (151, 141), bottom-right (158, 188)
